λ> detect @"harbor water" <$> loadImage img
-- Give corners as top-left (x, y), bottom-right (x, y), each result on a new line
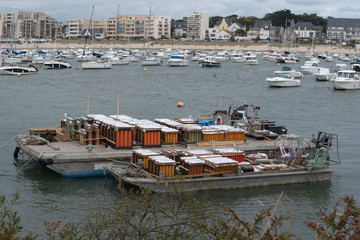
top-left (0, 55), bottom-right (359, 238)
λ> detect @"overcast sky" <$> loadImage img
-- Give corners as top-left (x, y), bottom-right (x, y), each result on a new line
top-left (1, 0), bottom-right (359, 23)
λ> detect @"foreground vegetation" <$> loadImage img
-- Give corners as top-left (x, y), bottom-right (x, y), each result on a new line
top-left (1, 190), bottom-right (359, 239)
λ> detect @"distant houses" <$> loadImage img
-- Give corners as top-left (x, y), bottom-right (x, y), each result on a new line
top-left (327, 18), bottom-right (360, 43)
top-left (2, 10), bottom-right (360, 44)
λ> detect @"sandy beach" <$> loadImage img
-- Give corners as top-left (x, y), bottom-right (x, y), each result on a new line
top-left (1, 41), bottom-right (358, 55)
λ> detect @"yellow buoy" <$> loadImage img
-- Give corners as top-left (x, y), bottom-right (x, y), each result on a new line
top-left (247, 65), bottom-right (250, 68)
top-left (177, 101), bottom-right (184, 107)
top-left (277, 63), bottom-right (280, 65)
top-left (144, 68), bottom-right (147, 71)
top-left (17, 73), bottom-right (21, 77)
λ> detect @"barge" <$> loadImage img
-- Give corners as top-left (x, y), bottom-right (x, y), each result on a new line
top-left (107, 165), bottom-right (333, 193)
top-left (14, 102), bottom-right (339, 185)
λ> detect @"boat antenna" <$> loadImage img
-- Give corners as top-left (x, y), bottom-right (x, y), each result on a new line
top-left (117, 93), bottom-right (120, 121)
top-left (87, 93), bottom-right (90, 116)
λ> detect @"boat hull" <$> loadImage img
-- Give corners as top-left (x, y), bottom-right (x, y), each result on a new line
top-left (332, 80), bottom-right (360, 90)
top-left (82, 61), bottom-right (112, 69)
top-left (266, 78), bottom-right (301, 87)
top-left (201, 62), bottom-right (221, 68)
top-left (116, 167), bottom-right (333, 193)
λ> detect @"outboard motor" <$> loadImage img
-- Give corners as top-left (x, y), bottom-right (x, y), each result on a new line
top-left (316, 131), bottom-right (334, 149)
top-left (231, 106), bottom-right (246, 120)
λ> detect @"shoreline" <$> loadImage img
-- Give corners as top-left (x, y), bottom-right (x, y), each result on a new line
top-left (1, 42), bottom-right (358, 55)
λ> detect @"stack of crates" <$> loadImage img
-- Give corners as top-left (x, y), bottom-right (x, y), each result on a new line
top-left (160, 127), bottom-right (179, 144)
top-left (224, 128), bottom-right (245, 141)
top-left (202, 129), bottom-right (224, 142)
top-left (155, 118), bottom-right (184, 130)
top-left (132, 149), bottom-right (160, 169)
top-left (202, 156), bottom-right (239, 173)
top-left (136, 125), bottom-right (162, 147)
top-left (182, 125), bottom-right (203, 142)
top-left (148, 156), bottom-right (176, 177)
top-left (161, 148), bottom-right (183, 162)
top-left (184, 149), bottom-right (213, 157)
top-left (213, 148), bottom-right (245, 163)
top-left (176, 118), bottom-right (196, 125)
top-left (180, 156), bottom-right (205, 175)
top-left (111, 122), bottom-right (133, 149)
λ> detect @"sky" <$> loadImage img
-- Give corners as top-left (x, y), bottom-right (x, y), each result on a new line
top-left (1, 0), bottom-right (359, 23)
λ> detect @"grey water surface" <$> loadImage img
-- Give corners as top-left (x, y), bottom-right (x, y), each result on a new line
top-left (0, 55), bottom-right (358, 238)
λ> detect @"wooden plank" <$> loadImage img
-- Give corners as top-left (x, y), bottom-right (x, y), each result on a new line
top-left (29, 128), bottom-right (57, 134)
top-left (164, 171), bottom-right (234, 180)
top-left (196, 140), bottom-right (244, 147)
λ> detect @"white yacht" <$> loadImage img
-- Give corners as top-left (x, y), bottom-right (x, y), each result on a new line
top-left (0, 65), bottom-right (38, 75)
top-left (44, 60), bottom-right (72, 69)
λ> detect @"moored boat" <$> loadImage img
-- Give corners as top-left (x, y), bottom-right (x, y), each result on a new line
top-left (141, 57), bottom-right (162, 66)
top-left (273, 66), bottom-right (303, 78)
top-left (167, 55), bottom-right (188, 67)
top-left (81, 60), bottom-right (111, 69)
top-left (201, 56), bottom-right (221, 68)
top-left (331, 70), bottom-right (360, 90)
top-left (44, 60), bottom-right (72, 69)
top-left (0, 65), bottom-right (38, 75)
top-left (265, 76), bottom-right (301, 88)
top-left (313, 67), bottom-right (335, 81)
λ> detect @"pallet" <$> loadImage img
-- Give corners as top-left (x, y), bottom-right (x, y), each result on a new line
top-left (196, 140), bottom-right (245, 147)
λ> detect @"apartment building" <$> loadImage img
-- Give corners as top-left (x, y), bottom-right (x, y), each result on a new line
top-left (0, 11), bottom-right (61, 40)
top-left (66, 19), bottom-right (106, 39)
top-left (184, 12), bottom-right (209, 40)
top-left (327, 18), bottom-right (360, 43)
top-left (106, 14), bottom-right (171, 40)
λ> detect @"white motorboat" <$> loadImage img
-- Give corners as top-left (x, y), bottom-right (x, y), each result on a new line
top-left (233, 53), bottom-right (246, 63)
top-left (275, 56), bottom-right (298, 64)
top-left (167, 55), bottom-right (188, 67)
top-left (141, 57), bottom-right (162, 66)
top-left (214, 52), bottom-right (229, 62)
top-left (325, 56), bottom-right (335, 62)
top-left (81, 60), bottom-right (111, 69)
top-left (300, 60), bottom-right (321, 74)
top-left (313, 68), bottom-right (335, 81)
top-left (273, 66), bottom-right (303, 78)
top-left (245, 55), bottom-right (259, 65)
top-left (0, 65), bottom-right (38, 75)
top-left (31, 54), bottom-right (49, 64)
top-left (108, 56), bottom-right (129, 65)
top-left (331, 70), bottom-right (360, 90)
top-left (4, 56), bottom-right (24, 64)
top-left (266, 76), bottom-right (301, 88)
top-left (334, 63), bottom-right (349, 72)
top-left (201, 56), bottom-right (221, 68)
top-left (350, 63), bottom-right (360, 72)
top-left (43, 60), bottom-right (72, 69)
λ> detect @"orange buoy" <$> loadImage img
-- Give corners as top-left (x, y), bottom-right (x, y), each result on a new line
top-left (177, 101), bottom-right (184, 107)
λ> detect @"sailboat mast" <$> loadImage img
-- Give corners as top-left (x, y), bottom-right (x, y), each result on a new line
top-left (82, 5), bottom-right (94, 60)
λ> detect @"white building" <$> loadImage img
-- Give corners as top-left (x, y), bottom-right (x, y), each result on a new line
top-left (184, 12), bottom-right (209, 40)
top-left (294, 22), bottom-right (317, 39)
top-left (204, 28), bottom-right (233, 41)
top-left (152, 16), bottom-right (171, 39)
